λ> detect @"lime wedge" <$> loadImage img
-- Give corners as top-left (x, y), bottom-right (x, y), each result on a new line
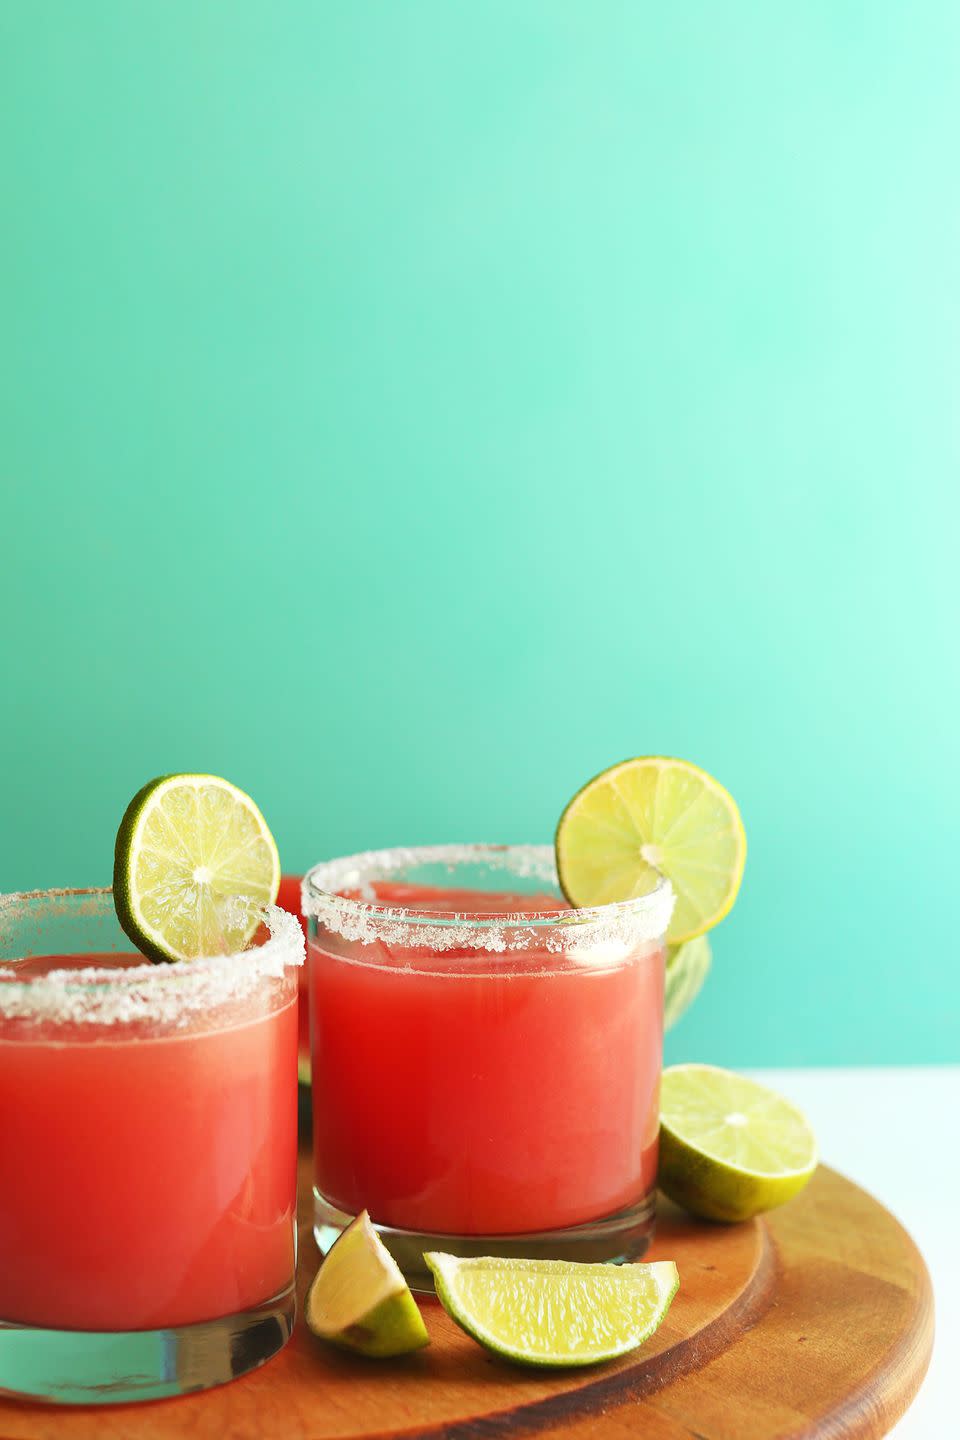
top-left (659, 1064), bottom-right (818, 1222)
top-left (113, 774), bottom-right (281, 963)
top-left (664, 935), bottom-right (712, 1031)
top-left (555, 757), bottom-right (746, 943)
top-left (306, 1211), bottom-right (429, 1358)
top-left (425, 1253), bottom-right (679, 1368)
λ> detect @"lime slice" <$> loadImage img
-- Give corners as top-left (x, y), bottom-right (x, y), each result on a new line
top-left (113, 773), bottom-right (281, 963)
top-left (425, 1253), bottom-right (679, 1368)
top-left (306, 1211), bottom-right (429, 1358)
top-left (659, 1064), bottom-right (818, 1222)
top-left (555, 757), bottom-right (746, 943)
top-left (664, 935), bottom-right (712, 1031)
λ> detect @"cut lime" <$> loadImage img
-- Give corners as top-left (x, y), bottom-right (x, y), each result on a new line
top-left (556, 757), bottom-right (746, 943)
top-left (113, 774), bottom-right (281, 963)
top-left (425, 1253), bottom-right (679, 1368)
top-left (659, 1064), bottom-right (818, 1222)
top-left (664, 935), bottom-right (712, 1031)
top-left (306, 1211), bottom-right (429, 1358)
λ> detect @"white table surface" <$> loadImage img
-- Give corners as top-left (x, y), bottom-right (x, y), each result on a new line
top-left (747, 1067), bottom-right (956, 1439)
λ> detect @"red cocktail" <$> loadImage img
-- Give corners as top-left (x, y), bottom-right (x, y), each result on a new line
top-left (276, 873), bottom-right (311, 1082)
top-left (304, 845), bottom-right (673, 1286)
top-left (0, 888), bottom-right (303, 1404)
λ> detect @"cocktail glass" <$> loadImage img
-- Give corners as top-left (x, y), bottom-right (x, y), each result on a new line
top-left (304, 844), bottom-right (673, 1288)
top-left (0, 887), bottom-right (303, 1404)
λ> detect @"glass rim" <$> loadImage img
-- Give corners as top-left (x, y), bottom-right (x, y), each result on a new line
top-left (302, 843), bottom-right (675, 952)
top-left (0, 887), bottom-right (304, 1024)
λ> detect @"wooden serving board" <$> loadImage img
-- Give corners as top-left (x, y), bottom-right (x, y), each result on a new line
top-left (0, 1154), bottom-right (932, 1440)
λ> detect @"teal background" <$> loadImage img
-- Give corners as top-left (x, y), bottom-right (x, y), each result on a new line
top-left (2, 4), bottom-right (957, 1065)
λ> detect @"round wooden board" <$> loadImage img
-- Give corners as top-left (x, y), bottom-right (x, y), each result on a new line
top-left (0, 1156), bottom-right (932, 1440)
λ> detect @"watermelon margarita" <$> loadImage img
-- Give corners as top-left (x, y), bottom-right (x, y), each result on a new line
top-left (0, 888), bottom-right (303, 1404)
top-left (304, 845), bottom-right (673, 1282)
top-left (276, 873), bottom-right (311, 1081)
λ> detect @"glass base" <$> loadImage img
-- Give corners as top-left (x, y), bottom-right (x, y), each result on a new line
top-left (0, 1283), bottom-right (295, 1405)
top-left (313, 1188), bottom-right (656, 1292)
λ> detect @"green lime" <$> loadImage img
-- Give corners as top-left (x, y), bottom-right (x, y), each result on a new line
top-left (306, 1211), bottom-right (429, 1358)
top-left (555, 756), bottom-right (746, 943)
top-left (664, 935), bottom-right (712, 1031)
top-left (424, 1253), bottom-right (679, 1368)
top-left (113, 773), bottom-right (281, 963)
top-left (659, 1064), bottom-right (818, 1222)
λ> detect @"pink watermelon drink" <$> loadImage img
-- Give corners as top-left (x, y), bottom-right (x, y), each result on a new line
top-left (276, 873), bottom-right (311, 1081)
top-left (304, 845), bottom-right (673, 1268)
top-left (0, 890), bottom-right (302, 1336)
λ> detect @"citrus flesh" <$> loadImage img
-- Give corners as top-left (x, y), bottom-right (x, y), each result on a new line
top-left (659, 1064), bottom-right (818, 1222)
top-left (425, 1253), bottom-right (679, 1368)
top-left (306, 1211), bottom-right (429, 1357)
top-left (555, 756), bottom-right (746, 943)
top-left (114, 773), bottom-right (280, 963)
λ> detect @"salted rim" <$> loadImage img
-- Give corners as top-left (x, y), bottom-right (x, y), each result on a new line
top-left (0, 888), bottom-right (303, 1026)
top-left (302, 843), bottom-right (674, 954)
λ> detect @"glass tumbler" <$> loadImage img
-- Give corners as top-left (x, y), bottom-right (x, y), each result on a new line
top-left (304, 844), bottom-right (673, 1288)
top-left (0, 888), bottom-right (303, 1404)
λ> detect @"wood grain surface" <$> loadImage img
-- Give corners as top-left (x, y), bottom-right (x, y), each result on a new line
top-left (0, 1155), bottom-right (933, 1440)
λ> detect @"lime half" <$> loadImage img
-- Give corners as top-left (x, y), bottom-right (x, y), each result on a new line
top-left (664, 935), bottom-right (712, 1031)
top-left (306, 1211), bottom-right (429, 1358)
top-left (114, 773), bottom-right (281, 963)
top-left (425, 1253), bottom-right (679, 1368)
top-left (659, 1064), bottom-right (818, 1222)
top-left (555, 756), bottom-right (746, 943)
